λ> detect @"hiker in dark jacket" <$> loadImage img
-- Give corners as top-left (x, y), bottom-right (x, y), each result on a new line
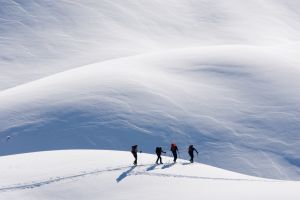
top-left (131, 145), bottom-right (139, 165)
top-left (188, 145), bottom-right (198, 163)
top-left (170, 143), bottom-right (179, 163)
top-left (155, 147), bottom-right (166, 164)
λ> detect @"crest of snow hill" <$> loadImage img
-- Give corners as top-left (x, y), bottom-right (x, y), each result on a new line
top-left (0, 0), bottom-right (300, 181)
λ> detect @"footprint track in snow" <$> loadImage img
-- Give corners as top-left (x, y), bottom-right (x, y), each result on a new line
top-left (0, 163), bottom-right (276, 192)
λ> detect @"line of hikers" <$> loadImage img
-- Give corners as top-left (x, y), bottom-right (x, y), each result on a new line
top-left (131, 144), bottom-right (198, 165)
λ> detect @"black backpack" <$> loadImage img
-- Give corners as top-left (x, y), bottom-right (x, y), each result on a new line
top-left (156, 147), bottom-right (162, 154)
top-left (132, 145), bottom-right (137, 152)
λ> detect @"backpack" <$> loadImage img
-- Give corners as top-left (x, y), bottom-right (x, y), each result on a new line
top-left (171, 143), bottom-right (177, 151)
top-left (188, 145), bottom-right (193, 152)
top-left (156, 147), bottom-right (162, 154)
top-left (132, 145), bottom-right (137, 152)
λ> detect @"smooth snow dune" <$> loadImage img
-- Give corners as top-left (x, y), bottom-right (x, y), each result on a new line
top-left (0, 150), bottom-right (299, 200)
top-left (1, 0), bottom-right (300, 89)
top-left (0, 46), bottom-right (300, 180)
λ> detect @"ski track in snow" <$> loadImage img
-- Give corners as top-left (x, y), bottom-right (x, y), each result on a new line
top-left (0, 165), bottom-right (133, 192)
top-left (131, 172), bottom-right (276, 182)
top-left (0, 163), bottom-right (277, 193)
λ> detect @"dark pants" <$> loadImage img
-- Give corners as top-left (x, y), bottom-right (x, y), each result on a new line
top-left (156, 153), bottom-right (162, 164)
top-left (132, 152), bottom-right (137, 165)
top-left (189, 152), bottom-right (194, 163)
top-left (172, 151), bottom-right (177, 163)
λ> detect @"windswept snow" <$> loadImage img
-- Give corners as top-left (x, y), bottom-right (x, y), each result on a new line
top-left (0, 150), bottom-right (299, 200)
top-left (1, 46), bottom-right (300, 180)
top-left (1, 0), bottom-right (300, 89)
top-left (0, 0), bottom-right (300, 183)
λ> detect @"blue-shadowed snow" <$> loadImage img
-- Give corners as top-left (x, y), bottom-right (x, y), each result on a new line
top-left (0, 0), bottom-right (300, 182)
top-left (0, 46), bottom-right (300, 180)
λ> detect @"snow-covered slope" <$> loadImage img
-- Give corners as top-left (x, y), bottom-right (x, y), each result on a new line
top-left (0, 150), bottom-right (299, 200)
top-left (1, 46), bottom-right (300, 180)
top-left (0, 0), bottom-right (300, 181)
top-left (1, 0), bottom-right (300, 90)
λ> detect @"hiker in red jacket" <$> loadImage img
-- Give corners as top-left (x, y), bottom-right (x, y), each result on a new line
top-left (170, 143), bottom-right (179, 163)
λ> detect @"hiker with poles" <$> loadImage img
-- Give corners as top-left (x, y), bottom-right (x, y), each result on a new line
top-left (131, 145), bottom-right (142, 165)
top-left (188, 145), bottom-right (198, 163)
top-left (155, 146), bottom-right (166, 164)
top-left (170, 143), bottom-right (179, 163)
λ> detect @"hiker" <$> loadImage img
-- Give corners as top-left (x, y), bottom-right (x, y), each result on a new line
top-left (188, 145), bottom-right (198, 163)
top-left (155, 147), bottom-right (166, 164)
top-left (131, 145), bottom-right (140, 165)
top-left (170, 143), bottom-right (179, 163)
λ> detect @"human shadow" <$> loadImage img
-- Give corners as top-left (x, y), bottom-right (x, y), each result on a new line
top-left (161, 163), bottom-right (175, 169)
top-left (116, 166), bottom-right (136, 183)
top-left (181, 162), bottom-right (192, 165)
top-left (146, 164), bottom-right (157, 171)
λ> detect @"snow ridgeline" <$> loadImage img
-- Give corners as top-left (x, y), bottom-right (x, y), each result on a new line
top-left (0, 150), bottom-right (299, 200)
top-left (0, 46), bottom-right (300, 180)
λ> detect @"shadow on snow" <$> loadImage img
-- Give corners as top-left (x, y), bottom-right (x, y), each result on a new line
top-left (116, 166), bottom-right (137, 183)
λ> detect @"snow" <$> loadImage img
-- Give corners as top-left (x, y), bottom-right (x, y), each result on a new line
top-left (0, 150), bottom-right (299, 200)
top-left (1, 46), bottom-right (300, 180)
top-left (1, 0), bottom-right (300, 90)
top-left (0, 0), bottom-right (299, 190)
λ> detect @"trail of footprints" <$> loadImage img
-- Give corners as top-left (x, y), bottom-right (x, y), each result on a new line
top-left (0, 163), bottom-right (274, 192)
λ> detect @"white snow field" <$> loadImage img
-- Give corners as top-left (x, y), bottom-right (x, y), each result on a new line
top-left (0, 150), bottom-right (299, 200)
top-left (0, 0), bottom-right (300, 192)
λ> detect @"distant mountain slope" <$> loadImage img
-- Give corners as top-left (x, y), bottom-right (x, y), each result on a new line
top-left (1, 0), bottom-right (300, 90)
top-left (0, 150), bottom-right (299, 200)
top-left (1, 46), bottom-right (300, 180)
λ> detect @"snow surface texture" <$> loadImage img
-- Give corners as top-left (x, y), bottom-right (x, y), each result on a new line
top-left (0, 150), bottom-right (300, 200)
top-left (0, 0), bottom-right (300, 181)
top-left (1, 0), bottom-right (300, 90)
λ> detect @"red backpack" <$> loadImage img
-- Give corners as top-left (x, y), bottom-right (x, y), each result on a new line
top-left (171, 143), bottom-right (177, 151)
